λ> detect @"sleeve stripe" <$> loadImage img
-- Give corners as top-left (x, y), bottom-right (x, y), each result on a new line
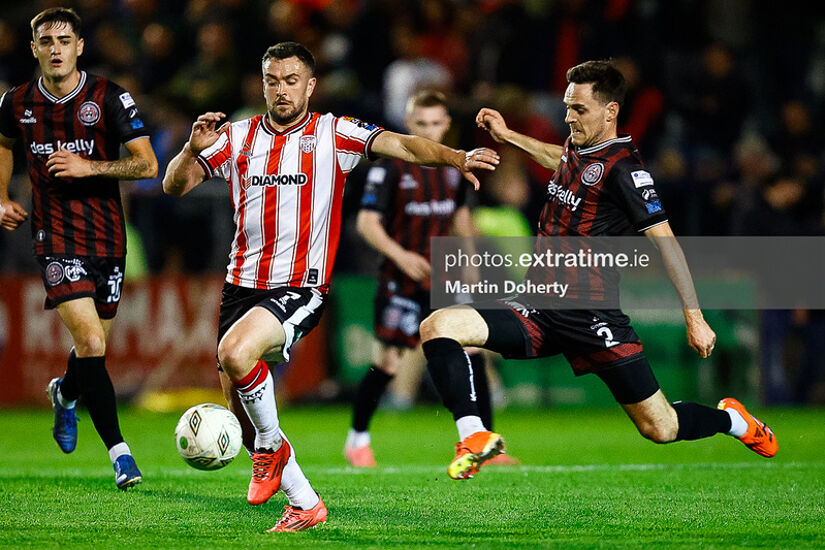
top-left (195, 155), bottom-right (214, 178)
top-left (637, 218), bottom-right (669, 233)
top-left (365, 129), bottom-right (385, 160)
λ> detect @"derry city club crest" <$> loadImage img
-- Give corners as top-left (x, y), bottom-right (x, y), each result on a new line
top-left (299, 135), bottom-right (316, 153)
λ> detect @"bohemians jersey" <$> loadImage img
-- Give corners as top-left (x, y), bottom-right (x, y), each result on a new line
top-left (360, 158), bottom-right (466, 294)
top-left (0, 71), bottom-right (150, 257)
top-left (198, 112), bottom-right (384, 291)
top-left (525, 135), bottom-right (668, 304)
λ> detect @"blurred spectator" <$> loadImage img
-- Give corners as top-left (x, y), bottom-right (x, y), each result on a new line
top-left (382, 23), bottom-right (451, 131)
top-left (164, 20), bottom-right (241, 116)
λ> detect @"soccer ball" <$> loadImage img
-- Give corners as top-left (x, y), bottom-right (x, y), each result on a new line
top-left (175, 403), bottom-right (243, 470)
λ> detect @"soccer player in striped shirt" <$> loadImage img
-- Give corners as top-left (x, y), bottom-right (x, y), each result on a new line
top-left (420, 60), bottom-right (777, 480)
top-left (162, 42), bottom-right (499, 532)
top-left (0, 8), bottom-right (158, 490)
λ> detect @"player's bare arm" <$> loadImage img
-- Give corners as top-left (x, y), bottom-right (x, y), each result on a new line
top-left (0, 137), bottom-right (29, 231)
top-left (645, 221), bottom-right (716, 358)
top-left (370, 131), bottom-right (499, 191)
top-left (163, 111), bottom-right (229, 196)
top-left (476, 108), bottom-right (563, 171)
top-left (45, 136), bottom-right (157, 180)
top-left (356, 209), bottom-right (430, 282)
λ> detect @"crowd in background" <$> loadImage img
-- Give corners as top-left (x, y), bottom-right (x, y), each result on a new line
top-left (1, 0), bottom-right (824, 403)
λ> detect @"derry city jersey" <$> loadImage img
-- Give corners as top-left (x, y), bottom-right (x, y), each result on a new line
top-left (198, 112), bottom-right (384, 290)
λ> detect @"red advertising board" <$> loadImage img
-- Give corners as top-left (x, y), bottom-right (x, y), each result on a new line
top-left (0, 276), bottom-right (328, 407)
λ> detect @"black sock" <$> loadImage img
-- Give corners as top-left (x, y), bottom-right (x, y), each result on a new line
top-left (352, 365), bottom-right (394, 432)
top-left (469, 353), bottom-right (492, 430)
top-left (672, 401), bottom-right (732, 441)
top-left (59, 349), bottom-right (80, 402)
top-left (422, 338), bottom-right (481, 421)
top-left (76, 356), bottom-right (124, 449)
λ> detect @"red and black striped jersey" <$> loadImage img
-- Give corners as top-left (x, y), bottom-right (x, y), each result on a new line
top-left (360, 158), bottom-right (467, 294)
top-left (527, 135), bottom-right (668, 304)
top-left (0, 71), bottom-right (150, 257)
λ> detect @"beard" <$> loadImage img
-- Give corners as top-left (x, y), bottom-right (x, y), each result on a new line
top-left (268, 99), bottom-right (306, 126)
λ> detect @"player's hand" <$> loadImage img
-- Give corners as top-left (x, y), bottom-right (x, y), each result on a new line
top-left (394, 250), bottom-right (431, 282)
top-left (46, 149), bottom-right (93, 178)
top-left (0, 198), bottom-right (28, 230)
top-left (188, 112), bottom-right (230, 155)
top-left (685, 310), bottom-right (716, 359)
top-left (459, 147), bottom-right (499, 190)
top-left (476, 108), bottom-right (511, 144)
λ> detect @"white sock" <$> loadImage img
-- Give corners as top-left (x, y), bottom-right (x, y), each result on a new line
top-left (236, 364), bottom-right (282, 450)
top-left (346, 429), bottom-right (370, 449)
top-left (279, 430), bottom-right (320, 510)
top-left (108, 442), bottom-right (131, 463)
top-left (456, 415), bottom-right (486, 440)
top-left (726, 408), bottom-right (748, 437)
top-left (56, 387), bottom-right (76, 409)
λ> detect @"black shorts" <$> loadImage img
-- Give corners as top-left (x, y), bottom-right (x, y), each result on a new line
top-left (474, 296), bottom-right (659, 404)
top-left (218, 282), bottom-right (326, 364)
top-left (36, 255), bottom-right (125, 319)
top-left (373, 282), bottom-right (430, 349)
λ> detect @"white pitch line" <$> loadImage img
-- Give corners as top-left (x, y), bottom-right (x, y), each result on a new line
top-left (2, 461), bottom-right (819, 479)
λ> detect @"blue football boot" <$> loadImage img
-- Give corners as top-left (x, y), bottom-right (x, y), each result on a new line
top-left (114, 454), bottom-right (143, 490)
top-left (46, 377), bottom-right (78, 453)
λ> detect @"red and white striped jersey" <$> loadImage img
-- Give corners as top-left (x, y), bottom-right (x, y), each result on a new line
top-left (197, 112), bottom-right (384, 290)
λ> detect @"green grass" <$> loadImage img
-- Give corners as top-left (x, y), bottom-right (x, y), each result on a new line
top-left (1, 406), bottom-right (823, 549)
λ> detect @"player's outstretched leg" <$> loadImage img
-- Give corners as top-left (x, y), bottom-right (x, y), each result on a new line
top-left (466, 352), bottom-right (521, 468)
top-left (46, 377), bottom-right (78, 453)
top-left (421, 334), bottom-right (506, 480)
top-left (718, 397), bottom-right (778, 457)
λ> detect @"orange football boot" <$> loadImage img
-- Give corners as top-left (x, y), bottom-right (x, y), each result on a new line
top-left (248, 439), bottom-right (292, 505)
top-left (718, 397), bottom-right (778, 457)
top-left (448, 431), bottom-right (505, 480)
top-left (345, 444), bottom-right (377, 468)
top-left (267, 495), bottom-right (328, 532)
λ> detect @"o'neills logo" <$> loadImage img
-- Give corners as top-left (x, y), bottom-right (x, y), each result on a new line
top-left (247, 173), bottom-right (308, 186)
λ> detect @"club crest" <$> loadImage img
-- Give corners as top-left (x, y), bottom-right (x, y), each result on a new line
top-left (581, 162), bottom-right (604, 186)
top-left (299, 135), bottom-right (316, 153)
top-left (45, 261), bottom-right (64, 285)
top-left (77, 101), bottom-right (101, 125)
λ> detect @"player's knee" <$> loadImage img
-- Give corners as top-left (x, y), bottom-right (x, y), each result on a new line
top-left (637, 420), bottom-right (678, 444)
top-left (217, 337), bottom-right (256, 380)
top-left (73, 329), bottom-right (106, 357)
top-left (420, 310), bottom-right (456, 342)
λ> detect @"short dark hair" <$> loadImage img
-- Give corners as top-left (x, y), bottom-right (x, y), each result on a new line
top-left (31, 7), bottom-right (81, 39)
top-left (262, 42), bottom-right (315, 75)
top-left (406, 89), bottom-right (448, 114)
top-left (566, 60), bottom-right (627, 106)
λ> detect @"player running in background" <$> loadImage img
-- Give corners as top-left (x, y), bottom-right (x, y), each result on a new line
top-left (344, 89), bottom-right (518, 468)
top-left (162, 42), bottom-right (499, 531)
top-left (0, 8), bottom-right (158, 489)
top-left (419, 60), bottom-right (777, 480)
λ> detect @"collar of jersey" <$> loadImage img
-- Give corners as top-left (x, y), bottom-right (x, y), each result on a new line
top-left (38, 71), bottom-right (87, 104)
top-left (575, 134), bottom-right (632, 155)
top-left (261, 111), bottom-right (312, 136)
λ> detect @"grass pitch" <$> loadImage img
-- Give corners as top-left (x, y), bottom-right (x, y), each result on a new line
top-left (1, 405), bottom-right (823, 549)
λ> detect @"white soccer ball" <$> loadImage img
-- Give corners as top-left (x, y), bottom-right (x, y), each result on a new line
top-left (175, 403), bottom-right (243, 470)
